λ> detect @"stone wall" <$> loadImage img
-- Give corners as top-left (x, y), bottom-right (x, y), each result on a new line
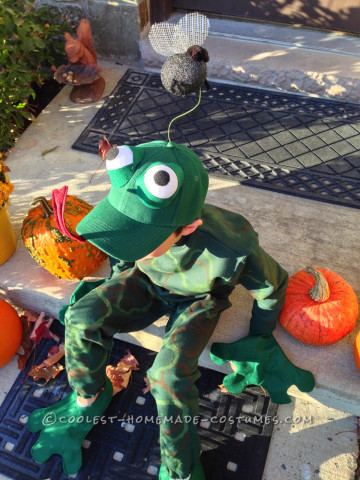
top-left (35, 0), bottom-right (147, 63)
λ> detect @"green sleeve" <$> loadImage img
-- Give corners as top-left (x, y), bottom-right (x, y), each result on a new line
top-left (238, 243), bottom-right (289, 335)
top-left (109, 256), bottom-right (135, 276)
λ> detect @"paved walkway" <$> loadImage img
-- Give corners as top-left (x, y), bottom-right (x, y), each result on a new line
top-left (0, 61), bottom-right (359, 479)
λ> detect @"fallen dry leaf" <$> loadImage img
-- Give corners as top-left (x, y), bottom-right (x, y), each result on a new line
top-left (89, 136), bottom-right (110, 183)
top-left (106, 365), bottom-right (132, 395)
top-left (28, 312), bottom-right (60, 344)
top-left (28, 363), bottom-right (64, 385)
top-left (259, 385), bottom-right (268, 397)
top-left (22, 309), bottom-right (40, 323)
top-left (17, 310), bottom-right (60, 370)
top-left (37, 344), bottom-right (65, 369)
top-left (41, 146), bottom-right (59, 158)
top-left (106, 350), bottom-right (139, 395)
top-left (99, 136), bottom-right (112, 160)
top-left (219, 384), bottom-right (230, 393)
top-left (142, 376), bottom-right (151, 394)
top-left (17, 313), bottom-right (36, 370)
top-left (218, 383), bottom-right (267, 397)
top-left (121, 350), bottom-right (139, 370)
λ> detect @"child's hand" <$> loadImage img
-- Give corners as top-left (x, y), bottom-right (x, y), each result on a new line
top-left (210, 334), bottom-right (315, 404)
top-left (27, 377), bottom-right (113, 474)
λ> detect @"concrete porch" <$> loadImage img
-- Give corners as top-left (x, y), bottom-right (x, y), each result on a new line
top-left (1, 59), bottom-right (360, 414)
top-left (1, 11), bottom-right (360, 476)
top-left (0, 60), bottom-right (359, 479)
top-left (141, 12), bottom-right (360, 103)
top-left (35, 0), bottom-right (360, 102)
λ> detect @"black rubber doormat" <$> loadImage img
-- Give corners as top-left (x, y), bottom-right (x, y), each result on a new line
top-left (0, 326), bottom-right (277, 480)
top-left (72, 69), bottom-right (360, 209)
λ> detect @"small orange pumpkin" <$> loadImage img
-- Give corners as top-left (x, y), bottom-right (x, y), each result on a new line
top-left (21, 196), bottom-right (107, 280)
top-left (354, 331), bottom-right (360, 371)
top-left (280, 266), bottom-right (358, 346)
top-left (0, 299), bottom-right (22, 367)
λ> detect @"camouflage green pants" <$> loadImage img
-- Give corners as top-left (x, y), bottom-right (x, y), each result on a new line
top-left (64, 265), bottom-right (231, 479)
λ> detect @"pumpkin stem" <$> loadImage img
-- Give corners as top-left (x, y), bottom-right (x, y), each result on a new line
top-left (31, 197), bottom-right (54, 218)
top-left (304, 266), bottom-right (330, 302)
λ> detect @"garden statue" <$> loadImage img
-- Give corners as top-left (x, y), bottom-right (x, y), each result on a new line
top-left (52, 19), bottom-right (105, 103)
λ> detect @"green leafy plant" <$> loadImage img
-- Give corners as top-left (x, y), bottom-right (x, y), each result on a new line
top-left (0, 0), bottom-right (71, 153)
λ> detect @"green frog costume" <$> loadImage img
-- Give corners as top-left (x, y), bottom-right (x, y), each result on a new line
top-left (27, 141), bottom-right (315, 480)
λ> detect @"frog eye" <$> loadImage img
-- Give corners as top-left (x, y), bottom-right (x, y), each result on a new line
top-left (106, 146), bottom-right (133, 171)
top-left (144, 165), bottom-right (178, 199)
top-left (106, 145), bottom-right (143, 187)
top-left (136, 163), bottom-right (184, 208)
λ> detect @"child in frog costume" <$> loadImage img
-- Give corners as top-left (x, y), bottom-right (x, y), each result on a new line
top-left (27, 141), bottom-right (315, 480)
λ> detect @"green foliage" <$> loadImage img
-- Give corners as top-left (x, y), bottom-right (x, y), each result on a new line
top-left (0, 0), bottom-right (70, 153)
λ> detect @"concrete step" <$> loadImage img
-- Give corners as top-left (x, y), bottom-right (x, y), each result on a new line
top-left (262, 398), bottom-right (358, 480)
top-left (0, 62), bottom-right (360, 421)
top-left (141, 14), bottom-right (360, 103)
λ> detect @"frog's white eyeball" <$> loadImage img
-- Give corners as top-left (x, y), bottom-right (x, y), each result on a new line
top-left (106, 146), bottom-right (133, 170)
top-left (144, 165), bottom-right (178, 199)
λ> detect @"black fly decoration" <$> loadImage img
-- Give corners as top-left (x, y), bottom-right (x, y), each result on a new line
top-left (149, 12), bottom-right (211, 97)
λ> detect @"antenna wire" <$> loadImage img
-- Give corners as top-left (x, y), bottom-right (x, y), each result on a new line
top-left (167, 88), bottom-right (202, 143)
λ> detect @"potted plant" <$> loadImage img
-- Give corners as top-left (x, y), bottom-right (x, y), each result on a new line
top-left (0, 157), bottom-right (16, 265)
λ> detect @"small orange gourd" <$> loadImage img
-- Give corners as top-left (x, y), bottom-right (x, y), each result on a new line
top-left (354, 331), bottom-right (360, 371)
top-left (0, 299), bottom-right (22, 367)
top-left (280, 266), bottom-right (358, 346)
top-left (21, 196), bottom-right (107, 280)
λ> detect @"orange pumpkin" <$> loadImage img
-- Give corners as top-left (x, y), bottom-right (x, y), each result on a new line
top-left (21, 196), bottom-right (107, 280)
top-left (0, 299), bottom-right (22, 367)
top-left (280, 266), bottom-right (358, 346)
top-left (354, 331), bottom-right (360, 371)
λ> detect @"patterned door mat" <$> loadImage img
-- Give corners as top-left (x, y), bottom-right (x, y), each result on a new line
top-left (0, 328), bottom-right (277, 480)
top-left (72, 69), bottom-right (360, 209)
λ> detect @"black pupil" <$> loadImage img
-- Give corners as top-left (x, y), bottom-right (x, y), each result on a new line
top-left (107, 147), bottom-right (119, 160)
top-left (154, 170), bottom-right (170, 186)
